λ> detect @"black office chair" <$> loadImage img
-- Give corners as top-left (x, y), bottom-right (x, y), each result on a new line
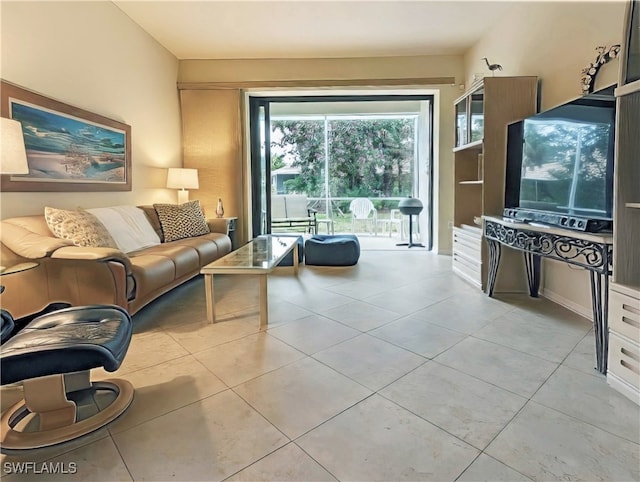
top-left (1, 310), bottom-right (14, 344)
top-left (0, 305), bottom-right (134, 453)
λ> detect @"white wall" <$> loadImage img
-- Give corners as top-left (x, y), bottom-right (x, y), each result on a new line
top-left (465, 1), bottom-right (626, 318)
top-left (0, 1), bottom-right (182, 218)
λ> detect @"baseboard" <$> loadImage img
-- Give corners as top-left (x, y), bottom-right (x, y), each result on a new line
top-left (607, 372), bottom-right (640, 406)
top-left (540, 288), bottom-right (593, 321)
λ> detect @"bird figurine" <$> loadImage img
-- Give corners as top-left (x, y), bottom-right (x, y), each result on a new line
top-left (482, 57), bottom-right (503, 76)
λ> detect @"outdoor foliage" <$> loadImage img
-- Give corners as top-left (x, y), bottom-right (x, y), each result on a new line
top-left (271, 117), bottom-right (416, 199)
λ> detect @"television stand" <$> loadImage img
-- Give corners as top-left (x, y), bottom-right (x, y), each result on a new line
top-left (482, 216), bottom-right (613, 374)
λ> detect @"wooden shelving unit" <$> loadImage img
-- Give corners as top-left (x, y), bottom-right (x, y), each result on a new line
top-left (452, 76), bottom-right (538, 290)
top-left (608, 0), bottom-right (640, 405)
top-left (612, 88), bottom-right (640, 291)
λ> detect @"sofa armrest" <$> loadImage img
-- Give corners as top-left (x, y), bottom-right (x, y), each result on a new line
top-left (207, 218), bottom-right (230, 235)
top-left (1, 221), bottom-right (72, 259)
top-left (44, 247), bottom-right (133, 310)
top-left (51, 246), bottom-right (132, 273)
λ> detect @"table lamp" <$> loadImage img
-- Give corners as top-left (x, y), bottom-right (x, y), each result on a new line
top-left (166, 168), bottom-right (199, 204)
top-left (1, 118), bottom-right (29, 175)
top-left (1, 117), bottom-right (29, 272)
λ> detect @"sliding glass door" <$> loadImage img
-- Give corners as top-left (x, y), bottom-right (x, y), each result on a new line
top-left (248, 94), bottom-right (434, 247)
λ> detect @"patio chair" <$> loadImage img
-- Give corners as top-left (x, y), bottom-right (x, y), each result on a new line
top-left (381, 208), bottom-right (405, 238)
top-left (271, 195), bottom-right (317, 233)
top-left (349, 198), bottom-right (377, 235)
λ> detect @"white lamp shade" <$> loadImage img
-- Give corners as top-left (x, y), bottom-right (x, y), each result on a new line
top-left (166, 167), bottom-right (199, 189)
top-left (1, 118), bottom-right (29, 174)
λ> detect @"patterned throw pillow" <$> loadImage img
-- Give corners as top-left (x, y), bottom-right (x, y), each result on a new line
top-left (44, 207), bottom-right (118, 248)
top-left (153, 200), bottom-right (210, 243)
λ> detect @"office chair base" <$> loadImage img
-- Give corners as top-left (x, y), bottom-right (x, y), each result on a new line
top-left (1, 377), bottom-right (133, 453)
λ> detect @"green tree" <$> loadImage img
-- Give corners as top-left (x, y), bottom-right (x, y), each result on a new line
top-left (272, 120), bottom-right (325, 196)
top-left (271, 153), bottom-right (286, 171)
top-left (271, 117), bottom-right (415, 198)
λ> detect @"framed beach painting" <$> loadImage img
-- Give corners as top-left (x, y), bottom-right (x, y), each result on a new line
top-left (1, 81), bottom-right (131, 192)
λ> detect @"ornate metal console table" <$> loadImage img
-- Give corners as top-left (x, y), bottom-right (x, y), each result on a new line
top-left (483, 216), bottom-right (613, 374)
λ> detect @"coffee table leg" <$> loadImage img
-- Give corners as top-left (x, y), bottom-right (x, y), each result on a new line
top-left (260, 274), bottom-right (268, 330)
top-left (204, 274), bottom-right (216, 323)
top-left (293, 243), bottom-right (299, 275)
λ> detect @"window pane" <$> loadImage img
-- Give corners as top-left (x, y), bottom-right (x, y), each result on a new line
top-left (271, 116), bottom-right (417, 202)
top-left (455, 99), bottom-right (467, 146)
top-left (470, 88), bottom-right (484, 142)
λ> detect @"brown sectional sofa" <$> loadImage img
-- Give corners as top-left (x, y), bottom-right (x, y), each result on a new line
top-left (0, 208), bottom-right (232, 319)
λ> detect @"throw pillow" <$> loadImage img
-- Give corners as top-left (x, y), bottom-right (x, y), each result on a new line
top-left (153, 200), bottom-right (210, 243)
top-left (87, 206), bottom-right (161, 253)
top-left (139, 205), bottom-right (165, 242)
top-left (44, 207), bottom-right (118, 248)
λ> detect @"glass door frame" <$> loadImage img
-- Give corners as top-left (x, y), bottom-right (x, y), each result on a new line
top-left (248, 93), bottom-right (435, 248)
top-left (249, 98), bottom-right (271, 236)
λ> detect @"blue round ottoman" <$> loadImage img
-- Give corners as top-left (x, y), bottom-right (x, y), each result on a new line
top-left (305, 234), bottom-right (360, 266)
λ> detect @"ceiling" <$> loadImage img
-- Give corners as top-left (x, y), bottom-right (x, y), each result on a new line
top-left (113, 1), bottom-right (515, 60)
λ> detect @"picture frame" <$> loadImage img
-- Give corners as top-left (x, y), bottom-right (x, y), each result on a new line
top-left (1, 81), bottom-right (131, 192)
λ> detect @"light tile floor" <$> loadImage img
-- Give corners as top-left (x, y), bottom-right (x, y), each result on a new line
top-left (2, 250), bottom-right (639, 481)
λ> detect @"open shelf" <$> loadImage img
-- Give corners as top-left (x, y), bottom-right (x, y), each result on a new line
top-left (459, 223), bottom-right (482, 234)
top-left (453, 139), bottom-right (483, 153)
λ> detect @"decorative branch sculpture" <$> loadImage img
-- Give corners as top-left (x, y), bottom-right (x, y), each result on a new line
top-left (580, 45), bottom-right (621, 94)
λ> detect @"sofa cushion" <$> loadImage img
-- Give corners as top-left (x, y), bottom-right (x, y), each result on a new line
top-left (87, 206), bottom-right (160, 254)
top-left (44, 207), bottom-right (117, 248)
top-left (132, 244), bottom-right (200, 278)
top-left (171, 233), bottom-right (232, 265)
top-left (153, 201), bottom-right (210, 243)
top-left (129, 254), bottom-right (176, 295)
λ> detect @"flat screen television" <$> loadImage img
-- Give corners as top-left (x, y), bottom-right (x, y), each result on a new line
top-left (504, 86), bottom-right (616, 232)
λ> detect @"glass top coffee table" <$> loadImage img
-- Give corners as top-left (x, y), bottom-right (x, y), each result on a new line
top-left (200, 235), bottom-right (299, 329)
